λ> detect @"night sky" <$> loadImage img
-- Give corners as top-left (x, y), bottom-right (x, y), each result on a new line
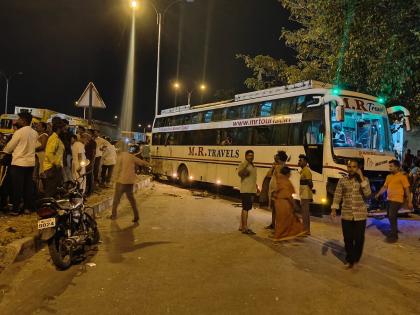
top-left (0, 0), bottom-right (295, 129)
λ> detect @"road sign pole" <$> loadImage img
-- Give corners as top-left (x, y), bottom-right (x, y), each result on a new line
top-left (88, 84), bottom-right (93, 125)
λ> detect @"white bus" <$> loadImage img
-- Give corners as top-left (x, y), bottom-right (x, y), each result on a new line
top-left (150, 80), bottom-right (411, 209)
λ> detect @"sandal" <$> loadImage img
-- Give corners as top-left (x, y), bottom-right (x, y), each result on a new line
top-left (242, 229), bottom-right (256, 235)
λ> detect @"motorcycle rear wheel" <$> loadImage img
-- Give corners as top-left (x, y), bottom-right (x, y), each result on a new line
top-left (85, 213), bottom-right (100, 245)
top-left (48, 234), bottom-right (72, 270)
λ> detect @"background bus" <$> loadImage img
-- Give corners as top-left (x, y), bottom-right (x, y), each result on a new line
top-left (151, 80), bottom-right (411, 210)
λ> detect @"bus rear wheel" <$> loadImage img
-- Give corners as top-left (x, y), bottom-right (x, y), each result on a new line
top-left (178, 165), bottom-right (189, 187)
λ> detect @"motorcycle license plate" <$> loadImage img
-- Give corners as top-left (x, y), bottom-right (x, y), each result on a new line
top-left (38, 218), bottom-right (56, 230)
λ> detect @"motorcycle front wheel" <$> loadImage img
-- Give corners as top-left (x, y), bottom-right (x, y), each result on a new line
top-left (48, 233), bottom-right (72, 270)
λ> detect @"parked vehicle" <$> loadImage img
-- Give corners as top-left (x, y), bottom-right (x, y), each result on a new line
top-left (37, 164), bottom-right (99, 270)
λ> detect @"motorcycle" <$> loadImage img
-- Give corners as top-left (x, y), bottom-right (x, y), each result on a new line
top-left (37, 160), bottom-right (100, 270)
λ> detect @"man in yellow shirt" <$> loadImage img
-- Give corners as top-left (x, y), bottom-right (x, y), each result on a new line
top-left (376, 159), bottom-right (413, 242)
top-left (42, 118), bottom-right (65, 197)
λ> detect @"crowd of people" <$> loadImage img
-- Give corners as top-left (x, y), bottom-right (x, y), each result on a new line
top-left (0, 112), bottom-right (126, 216)
top-left (237, 150), bottom-right (417, 270)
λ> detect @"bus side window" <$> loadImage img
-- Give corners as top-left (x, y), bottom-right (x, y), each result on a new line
top-left (226, 107), bottom-right (239, 120)
top-left (218, 130), bottom-right (232, 145)
top-left (274, 97), bottom-right (295, 115)
top-left (253, 126), bottom-right (273, 145)
top-left (174, 115), bottom-right (183, 126)
top-left (259, 101), bottom-right (273, 117)
top-left (191, 112), bottom-right (202, 124)
top-left (239, 104), bottom-right (255, 119)
top-left (295, 96), bottom-right (306, 113)
top-left (181, 131), bottom-right (193, 145)
top-left (203, 110), bottom-right (213, 123)
top-left (184, 114), bottom-right (192, 125)
top-left (152, 133), bottom-right (161, 145)
top-left (304, 121), bottom-right (324, 145)
top-left (213, 109), bottom-right (225, 122)
top-left (167, 117), bottom-right (176, 127)
top-left (272, 124), bottom-right (289, 145)
top-left (232, 128), bottom-right (252, 145)
top-left (288, 124), bottom-right (303, 145)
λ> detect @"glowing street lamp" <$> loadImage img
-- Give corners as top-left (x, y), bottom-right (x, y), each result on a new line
top-left (199, 84), bottom-right (207, 91)
top-left (173, 81), bottom-right (181, 90)
top-left (130, 0), bottom-right (138, 9)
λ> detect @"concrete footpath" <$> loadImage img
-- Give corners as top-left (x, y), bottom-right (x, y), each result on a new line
top-left (0, 176), bottom-right (151, 272)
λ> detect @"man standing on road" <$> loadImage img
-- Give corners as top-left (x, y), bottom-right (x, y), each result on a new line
top-left (331, 159), bottom-right (371, 269)
top-left (110, 144), bottom-right (150, 222)
top-left (237, 150), bottom-right (257, 235)
top-left (298, 154), bottom-right (313, 235)
top-left (3, 112), bottom-right (38, 215)
top-left (93, 130), bottom-right (110, 185)
top-left (43, 118), bottom-right (65, 197)
top-left (101, 140), bottom-right (117, 187)
top-left (375, 159), bottom-right (413, 243)
top-left (84, 131), bottom-right (97, 196)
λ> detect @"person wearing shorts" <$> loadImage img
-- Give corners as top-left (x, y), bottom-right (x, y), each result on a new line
top-left (238, 150), bottom-right (257, 235)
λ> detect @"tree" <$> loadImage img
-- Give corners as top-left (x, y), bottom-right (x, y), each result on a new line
top-left (238, 0), bottom-right (420, 123)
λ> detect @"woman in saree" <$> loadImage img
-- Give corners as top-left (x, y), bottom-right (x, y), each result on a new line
top-left (271, 166), bottom-right (306, 241)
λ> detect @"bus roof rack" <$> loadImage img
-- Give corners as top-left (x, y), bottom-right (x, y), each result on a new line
top-left (234, 80), bottom-right (332, 102)
top-left (191, 99), bottom-right (234, 109)
top-left (160, 99), bottom-right (234, 115)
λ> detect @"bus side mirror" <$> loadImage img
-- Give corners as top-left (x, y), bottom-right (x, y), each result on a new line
top-left (386, 106), bottom-right (411, 131)
top-left (335, 105), bottom-right (344, 122)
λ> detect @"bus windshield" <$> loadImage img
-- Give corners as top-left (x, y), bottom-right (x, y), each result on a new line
top-left (331, 110), bottom-right (391, 152)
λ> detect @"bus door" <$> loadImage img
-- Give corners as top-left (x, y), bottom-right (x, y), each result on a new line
top-left (301, 105), bottom-right (325, 175)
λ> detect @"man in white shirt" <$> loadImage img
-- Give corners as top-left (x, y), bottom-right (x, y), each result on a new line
top-left (101, 140), bottom-right (117, 187)
top-left (71, 134), bottom-right (87, 193)
top-left (4, 112), bottom-right (38, 215)
top-left (92, 130), bottom-right (110, 185)
top-left (237, 150), bottom-right (257, 235)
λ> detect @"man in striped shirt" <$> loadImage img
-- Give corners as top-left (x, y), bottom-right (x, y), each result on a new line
top-left (331, 159), bottom-right (371, 269)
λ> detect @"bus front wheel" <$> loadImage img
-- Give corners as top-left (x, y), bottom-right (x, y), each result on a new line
top-left (178, 165), bottom-right (189, 187)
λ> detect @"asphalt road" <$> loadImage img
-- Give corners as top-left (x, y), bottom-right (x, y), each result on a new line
top-left (0, 182), bottom-right (419, 315)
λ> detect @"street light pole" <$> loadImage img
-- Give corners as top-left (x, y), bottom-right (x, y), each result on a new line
top-left (187, 91), bottom-right (192, 106)
top-left (0, 71), bottom-right (23, 114)
top-left (155, 13), bottom-right (162, 118)
top-left (144, 0), bottom-right (194, 117)
top-left (5, 78), bottom-right (9, 115)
